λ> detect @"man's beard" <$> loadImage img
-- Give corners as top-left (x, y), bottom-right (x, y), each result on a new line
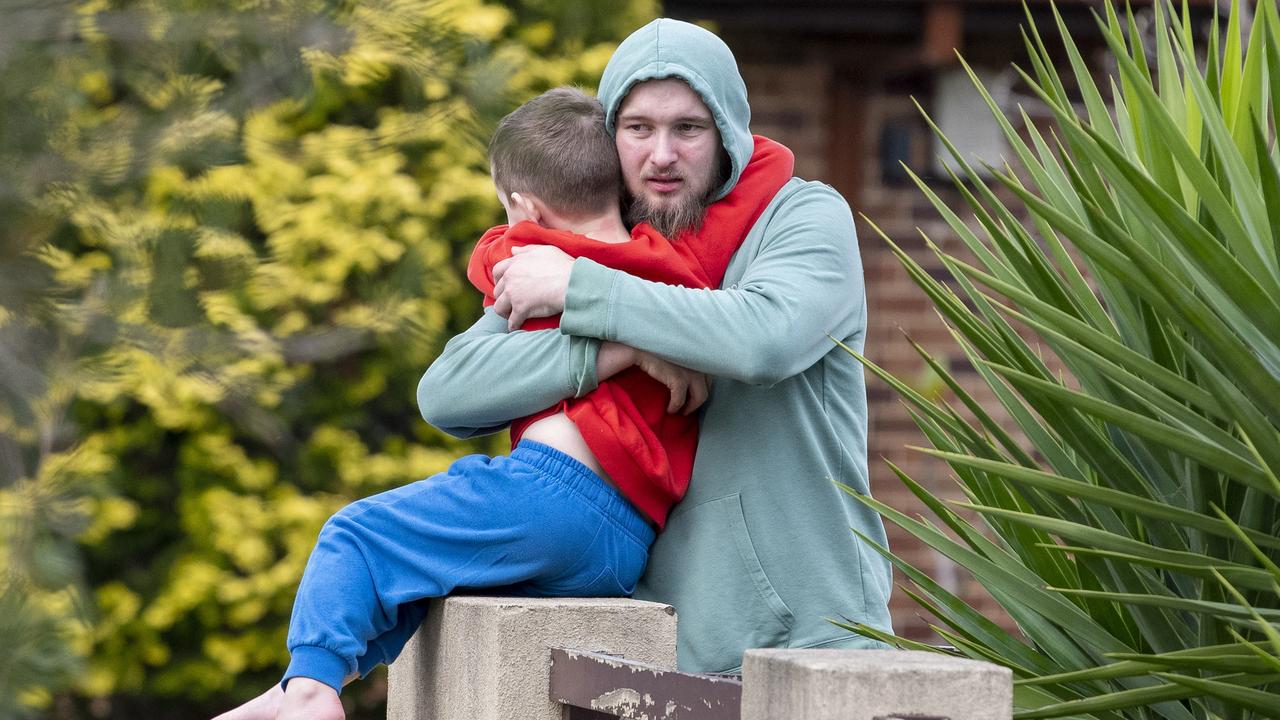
top-left (626, 154), bottom-right (729, 239)
top-left (625, 188), bottom-right (714, 240)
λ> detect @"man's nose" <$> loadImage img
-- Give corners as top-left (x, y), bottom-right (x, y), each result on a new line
top-left (649, 132), bottom-right (678, 168)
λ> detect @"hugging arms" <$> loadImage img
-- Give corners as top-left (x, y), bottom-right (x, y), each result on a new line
top-left (417, 188), bottom-right (865, 440)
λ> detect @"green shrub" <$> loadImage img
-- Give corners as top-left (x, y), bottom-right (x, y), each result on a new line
top-left (0, 1), bottom-right (655, 717)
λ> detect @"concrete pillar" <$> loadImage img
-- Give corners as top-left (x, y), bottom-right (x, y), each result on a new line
top-left (386, 596), bottom-right (677, 720)
top-left (741, 649), bottom-right (1012, 720)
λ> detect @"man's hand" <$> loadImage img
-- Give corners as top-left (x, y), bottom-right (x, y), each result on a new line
top-left (492, 245), bottom-right (573, 330)
top-left (633, 350), bottom-right (709, 415)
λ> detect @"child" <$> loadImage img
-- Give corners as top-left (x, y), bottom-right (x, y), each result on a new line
top-left (214, 86), bottom-right (791, 720)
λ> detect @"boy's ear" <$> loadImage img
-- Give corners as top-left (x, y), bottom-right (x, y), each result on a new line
top-left (509, 191), bottom-right (544, 225)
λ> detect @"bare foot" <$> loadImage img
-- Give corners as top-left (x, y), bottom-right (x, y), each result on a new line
top-left (278, 677), bottom-right (345, 720)
top-left (211, 684), bottom-right (282, 720)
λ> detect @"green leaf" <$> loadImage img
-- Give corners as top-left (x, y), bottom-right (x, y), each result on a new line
top-left (1156, 672), bottom-right (1280, 715)
top-left (996, 160), bottom-right (1280, 429)
top-left (1220, 0), bottom-right (1245, 131)
top-left (846, 490), bottom-right (1136, 663)
top-left (1052, 2), bottom-right (1122, 149)
top-left (1019, 643), bottom-right (1257, 686)
top-left (1012, 672), bottom-right (1231, 720)
top-left (850, 505), bottom-right (1070, 677)
top-left (1051, 586), bottom-right (1280, 623)
top-left (1020, 4), bottom-right (1071, 111)
top-left (1065, 104), bottom-right (1280, 354)
top-left (920, 449), bottom-right (1280, 551)
top-left (1233, 0), bottom-right (1269, 174)
top-left (828, 619), bottom-right (948, 655)
top-left (906, 337), bottom-right (1039, 470)
top-left (957, 504), bottom-right (1275, 585)
top-left (1036, 544), bottom-right (1278, 593)
top-left (947, 258), bottom-right (1222, 418)
top-left (1106, 650), bottom-right (1278, 675)
top-left (1226, 628), bottom-right (1280, 675)
top-left (831, 334), bottom-right (971, 442)
top-left (1212, 567), bottom-right (1280, 658)
top-left (1162, 11), bottom-right (1279, 279)
top-left (983, 362), bottom-right (1278, 497)
top-left (1176, 338), bottom-right (1280, 498)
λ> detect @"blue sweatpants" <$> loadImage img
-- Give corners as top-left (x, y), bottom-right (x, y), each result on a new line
top-left (282, 440), bottom-right (655, 692)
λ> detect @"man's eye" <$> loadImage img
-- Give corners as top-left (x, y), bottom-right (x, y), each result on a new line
top-left (677, 123), bottom-right (702, 133)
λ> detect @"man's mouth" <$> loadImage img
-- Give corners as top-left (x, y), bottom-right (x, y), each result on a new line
top-left (645, 176), bottom-right (683, 193)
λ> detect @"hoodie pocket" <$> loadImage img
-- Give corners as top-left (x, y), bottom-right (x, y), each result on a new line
top-left (651, 493), bottom-right (794, 671)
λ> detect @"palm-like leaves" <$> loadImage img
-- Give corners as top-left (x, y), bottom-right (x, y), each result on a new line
top-left (843, 1), bottom-right (1280, 718)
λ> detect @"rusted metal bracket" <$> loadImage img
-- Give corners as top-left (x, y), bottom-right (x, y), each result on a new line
top-left (550, 648), bottom-right (742, 720)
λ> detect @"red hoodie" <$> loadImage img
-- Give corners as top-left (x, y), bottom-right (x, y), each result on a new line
top-left (467, 136), bottom-right (794, 528)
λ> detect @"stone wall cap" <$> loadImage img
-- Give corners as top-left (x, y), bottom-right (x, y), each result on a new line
top-left (745, 648), bottom-right (1010, 675)
top-left (440, 596), bottom-right (676, 612)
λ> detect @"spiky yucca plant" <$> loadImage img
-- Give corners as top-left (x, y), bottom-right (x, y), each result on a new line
top-left (843, 1), bottom-right (1280, 718)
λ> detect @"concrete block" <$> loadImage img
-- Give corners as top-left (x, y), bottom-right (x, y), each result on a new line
top-left (387, 596), bottom-right (677, 720)
top-left (741, 649), bottom-right (1012, 720)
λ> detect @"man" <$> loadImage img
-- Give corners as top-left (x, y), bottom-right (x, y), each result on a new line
top-left (419, 18), bottom-right (893, 673)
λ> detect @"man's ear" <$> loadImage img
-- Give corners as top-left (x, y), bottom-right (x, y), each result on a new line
top-left (509, 192), bottom-right (543, 224)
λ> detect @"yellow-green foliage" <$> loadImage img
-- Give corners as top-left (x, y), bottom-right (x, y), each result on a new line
top-left (0, 0), bottom-right (655, 717)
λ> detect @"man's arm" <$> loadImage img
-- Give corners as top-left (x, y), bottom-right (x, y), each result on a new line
top-left (559, 183), bottom-right (865, 386)
top-left (418, 309), bottom-right (706, 437)
top-left (417, 307), bottom-right (601, 438)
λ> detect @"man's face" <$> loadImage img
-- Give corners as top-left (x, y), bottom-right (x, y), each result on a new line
top-left (614, 78), bottom-right (721, 238)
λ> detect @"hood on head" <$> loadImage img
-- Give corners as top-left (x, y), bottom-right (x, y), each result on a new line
top-left (598, 18), bottom-right (753, 202)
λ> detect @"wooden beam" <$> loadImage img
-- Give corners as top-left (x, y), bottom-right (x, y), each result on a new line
top-left (550, 648), bottom-right (742, 720)
top-left (825, 67), bottom-right (869, 210)
top-left (922, 1), bottom-right (964, 66)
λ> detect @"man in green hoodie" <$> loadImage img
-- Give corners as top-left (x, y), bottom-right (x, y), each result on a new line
top-left (420, 18), bottom-right (894, 673)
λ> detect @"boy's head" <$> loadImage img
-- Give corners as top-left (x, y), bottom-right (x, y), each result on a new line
top-left (489, 87), bottom-right (622, 225)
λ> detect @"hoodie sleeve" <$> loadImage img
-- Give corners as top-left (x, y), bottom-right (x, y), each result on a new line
top-left (465, 224), bottom-right (511, 302)
top-left (559, 182), bottom-right (865, 387)
top-left (417, 307), bottom-right (601, 438)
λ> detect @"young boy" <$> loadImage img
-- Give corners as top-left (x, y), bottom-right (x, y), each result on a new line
top-left (214, 87), bottom-right (791, 720)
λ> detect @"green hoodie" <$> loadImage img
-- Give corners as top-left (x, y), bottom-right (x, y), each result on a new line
top-left (419, 18), bottom-right (893, 672)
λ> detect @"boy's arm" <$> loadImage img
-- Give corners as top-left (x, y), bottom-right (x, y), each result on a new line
top-left (559, 184), bottom-right (865, 386)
